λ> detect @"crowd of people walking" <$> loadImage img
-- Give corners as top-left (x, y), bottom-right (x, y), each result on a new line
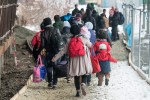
top-left (31, 3), bottom-right (124, 97)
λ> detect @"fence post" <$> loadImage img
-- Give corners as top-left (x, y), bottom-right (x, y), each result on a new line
top-left (138, 9), bottom-right (142, 68)
top-left (131, 6), bottom-right (135, 62)
top-left (0, 55), bottom-right (1, 88)
top-left (147, 0), bottom-right (150, 78)
top-left (143, 0), bottom-right (146, 29)
top-left (0, 54), bottom-right (4, 88)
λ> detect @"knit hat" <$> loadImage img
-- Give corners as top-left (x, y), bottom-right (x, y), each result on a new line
top-left (43, 17), bottom-right (52, 27)
top-left (76, 13), bottom-right (82, 18)
top-left (85, 22), bottom-right (93, 30)
top-left (99, 44), bottom-right (107, 50)
top-left (76, 13), bottom-right (82, 21)
top-left (63, 21), bottom-right (71, 28)
top-left (70, 25), bottom-right (81, 36)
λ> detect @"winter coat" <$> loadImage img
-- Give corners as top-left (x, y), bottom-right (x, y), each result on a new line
top-left (31, 30), bottom-right (44, 61)
top-left (53, 36), bottom-right (93, 76)
top-left (40, 25), bottom-right (64, 54)
top-left (32, 32), bottom-right (41, 48)
top-left (72, 8), bottom-right (79, 15)
top-left (111, 12), bottom-right (120, 27)
top-left (82, 16), bottom-right (96, 30)
top-left (62, 27), bottom-right (72, 44)
top-left (94, 40), bottom-right (117, 73)
top-left (93, 40), bottom-right (117, 62)
top-left (53, 21), bottom-right (64, 32)
top-left (103, 16), bottom-right (109, 28)
top-left (69, 16), bottom-right (78, 26)
top-left (97, 15), bottom-right (105, 29)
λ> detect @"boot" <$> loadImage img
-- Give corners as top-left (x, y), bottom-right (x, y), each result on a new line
top-left (75, 90), bottom-right (80, 97)
top-left (105, 78), bottom-right (109, 86)
top-left (81, 83), bottom-right (86, 96)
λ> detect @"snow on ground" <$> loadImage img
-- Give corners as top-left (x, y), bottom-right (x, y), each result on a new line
top-left (18, 61), bottom-right (150, 100)
top-left (23, 25), bottom-right (40, 32)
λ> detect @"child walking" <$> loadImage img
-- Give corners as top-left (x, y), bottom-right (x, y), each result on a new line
top-left (94, 30), bottom-right (117, 86)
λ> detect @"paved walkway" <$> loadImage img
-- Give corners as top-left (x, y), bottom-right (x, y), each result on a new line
top-left (18, 61), bottom-right (150, 100)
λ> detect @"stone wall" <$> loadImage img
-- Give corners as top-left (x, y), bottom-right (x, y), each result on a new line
top-left (16, 0), bottom-right (72, 26)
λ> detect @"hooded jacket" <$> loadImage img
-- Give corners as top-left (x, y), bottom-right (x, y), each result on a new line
top-left (93, 40), bottom-right (117, 62)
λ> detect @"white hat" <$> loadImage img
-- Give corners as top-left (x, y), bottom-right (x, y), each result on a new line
top-left (99, 44), bottom-right (107, 50)
top-left (85, 22), bottom-right (93, 30)
top-left (63, 21), bottom-right (71, 28)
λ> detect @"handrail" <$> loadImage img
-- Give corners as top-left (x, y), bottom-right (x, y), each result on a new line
top-left (0, 25), bottom-right (15, 41)
top-left (122, 3), bottom-right (147, 12)
top-left (0, 3), bottom-right (18, 8)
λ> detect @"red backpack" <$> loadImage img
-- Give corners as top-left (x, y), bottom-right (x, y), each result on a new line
top-left (69, 37), bottom-right (85, 57)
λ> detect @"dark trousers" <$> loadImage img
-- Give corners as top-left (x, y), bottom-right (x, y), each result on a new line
top-left (74, 75), bottom-right (87, 90)
top-left (47, 67), bottom-right (58, 85)
top-left (45, 52), bottom-right (58, 85)
top-left (87, 74), bottom-right (91, 83)
top-left (111, 26), bottom-right (118, 41)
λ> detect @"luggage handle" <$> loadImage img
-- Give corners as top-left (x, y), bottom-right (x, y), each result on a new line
top-left (36, 55), bottom-right (43, 66)
top-left (57, 61), bottom-right (67, 65)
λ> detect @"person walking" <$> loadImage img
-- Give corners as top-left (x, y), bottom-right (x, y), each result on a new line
top-left (82, 9), bottom-right (96, 30)
top-left (109, 7), bottom-right (120, 41)
top-left (85, 22), bottom-right (96, 86)
top-left (31, 22), bottom-right (45, 61)
top-left (72, 4), bottom-right (79, 15)
top-left (93, 30), bottom-right (117, 86)
top-left (53, 15), bottom-right (64, 32)
top-left (40, 17), bottom-right (64, 89)
top-left (52, 25), bottom-right (93, 97)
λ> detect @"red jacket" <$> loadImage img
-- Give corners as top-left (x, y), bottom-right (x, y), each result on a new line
top-left (31, 30), bottom-right (44, 48)
top-left (93, 40), bottom-right (117, 62)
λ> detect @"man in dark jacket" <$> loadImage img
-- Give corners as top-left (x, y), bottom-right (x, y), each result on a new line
top-left (72, 4), bottom-right (79, 16)
top-left (111, 8), bottom-right (120, 41)
top-left (41, 17), bottom-right (64, 89)
top-left (82, 9), bottom-right (96, 30)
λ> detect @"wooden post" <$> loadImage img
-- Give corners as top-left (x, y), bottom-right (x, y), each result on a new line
top-left (0, 55), bottom-right (2, 88)
top-left (0, 54), bottom-right (4, 88)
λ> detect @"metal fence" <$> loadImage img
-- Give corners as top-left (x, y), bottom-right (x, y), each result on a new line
top-left (0, 0), bottom-right (18, 44)
top-left (122, 3), bottom-right (150, 77)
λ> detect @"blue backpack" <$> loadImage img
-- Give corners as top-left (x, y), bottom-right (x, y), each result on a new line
top-left (118, 12), bottom-right (125, 25)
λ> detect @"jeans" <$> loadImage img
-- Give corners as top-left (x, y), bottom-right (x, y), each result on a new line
top-left (74, 75), bottom-right (87, 90)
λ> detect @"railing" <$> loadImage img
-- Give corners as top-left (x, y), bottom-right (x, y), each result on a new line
top-left (122, 3), bottom-right (150, 78)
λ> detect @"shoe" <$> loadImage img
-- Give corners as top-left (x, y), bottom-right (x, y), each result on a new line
top-left (48, 83), bottom-right (53, 88)
top-left (81, 83), bottom-right (86, 96)
top-left (105, 79), bottom-right (109, 86)
top-left (87, 82), bottom-right (90, 86)
top-left (75, 92), bottom-right (80, 97)
top-left (52, 85), bottom-right (56, 89)
top-left (67, 79), bottom-right (71, 83)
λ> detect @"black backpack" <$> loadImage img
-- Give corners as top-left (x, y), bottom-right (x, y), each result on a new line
top-left (40, 27), bottom-right (64, 54)
top-left (118, 12), bottom-right (125, 25)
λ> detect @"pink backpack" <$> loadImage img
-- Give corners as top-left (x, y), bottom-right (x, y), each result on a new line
top-left (33, 55), bottom-right (43, 83)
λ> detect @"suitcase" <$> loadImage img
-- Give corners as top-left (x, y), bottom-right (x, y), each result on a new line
top-left (54, 61), bottom-right (68, 78)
